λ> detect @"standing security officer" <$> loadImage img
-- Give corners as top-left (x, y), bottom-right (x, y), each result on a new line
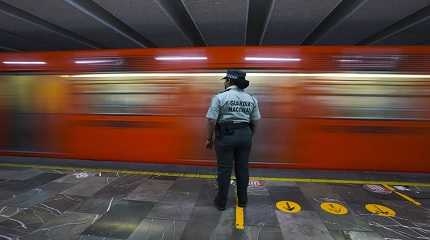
top-left (206, 70), bottom-right (261, 211)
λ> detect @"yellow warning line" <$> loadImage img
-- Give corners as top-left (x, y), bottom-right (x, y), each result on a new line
top-left (250, 176), bottom-right (430, 187)
top-left (0, 162), bottom-right (430, 187)
top-left (235, 206), bottom-right (244, 230)
top-left (383, 184), bottom-right (422, 206)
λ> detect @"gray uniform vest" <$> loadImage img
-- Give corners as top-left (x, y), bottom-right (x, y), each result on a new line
top-left (206, 85), bottom-right (261, 123)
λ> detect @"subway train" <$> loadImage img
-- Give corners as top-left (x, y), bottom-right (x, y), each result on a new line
top-left (0, 46), bottom-right (430, 172)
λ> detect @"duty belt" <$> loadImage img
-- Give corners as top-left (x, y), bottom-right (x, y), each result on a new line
top-left (216, 122), bottom-right (250, 138)
top-left (218, 122), bottom-right (250, 129)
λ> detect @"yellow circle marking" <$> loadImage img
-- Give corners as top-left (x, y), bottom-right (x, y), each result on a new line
top-left (276, 201), bottom-right (302, 214)
top-left (365, 204), bottom-right (396, 217)
top-left (320, 202), bottom-right (348, 215)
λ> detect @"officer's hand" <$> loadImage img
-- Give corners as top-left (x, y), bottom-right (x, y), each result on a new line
top-left (206, 139), bottom-right (213, 149)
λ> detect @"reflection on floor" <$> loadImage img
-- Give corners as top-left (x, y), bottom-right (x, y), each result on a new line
top-left (0, 164), bottom-right (429, 240)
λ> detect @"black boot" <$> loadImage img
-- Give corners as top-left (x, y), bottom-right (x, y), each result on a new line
top-left (237, 193), bottom-right (247, 208)
top-left (238, 202), bottom-right (247, 208)
top-left (214, 198), bottom-right (226, 211)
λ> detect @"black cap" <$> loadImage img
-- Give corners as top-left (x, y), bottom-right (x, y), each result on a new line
top-left (222, 70), bottom-right (247, 81)
top-left (222, 70), bottom-right (249, 89)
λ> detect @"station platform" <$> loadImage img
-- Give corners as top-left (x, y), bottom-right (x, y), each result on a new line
top-left (0, 157), bottom-right (429, 240)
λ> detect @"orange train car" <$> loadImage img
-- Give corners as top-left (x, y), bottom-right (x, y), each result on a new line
top-left (0, 46), bottom-right (430, 172)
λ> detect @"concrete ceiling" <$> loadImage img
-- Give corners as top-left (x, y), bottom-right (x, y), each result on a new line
top-left (0, 0), bottom-right (430, 52)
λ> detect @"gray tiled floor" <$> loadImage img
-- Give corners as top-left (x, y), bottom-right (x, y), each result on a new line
top-left (0, 164), bottom-right (429, 240)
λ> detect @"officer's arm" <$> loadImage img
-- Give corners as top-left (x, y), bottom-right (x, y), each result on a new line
top-left (250, 120), bottom-right (259, 136)
top-left (206, 95), bottom-right (220, 143)
top-left (250, 97), bottom-right (261, 135)
top-left (207, 119), bottom-right (217, 141)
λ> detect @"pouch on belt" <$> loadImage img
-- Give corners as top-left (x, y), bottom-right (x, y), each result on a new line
top-left (216, 122), bottom-right (249, 139)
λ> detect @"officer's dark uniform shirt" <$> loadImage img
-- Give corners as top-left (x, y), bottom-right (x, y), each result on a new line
top-left (206, 85), bottom-right (261, 123)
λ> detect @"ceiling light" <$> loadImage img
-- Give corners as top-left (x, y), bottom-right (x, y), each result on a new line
top-left (245, 57), bottom-right (301, 62)
top-left (74, 59), bottom-right (118, 64)
top-left (154, 56), bottom-right (208, 61)
top-left (2, 61), bottom-right (47, 65)
top-left (337, 59), bottom-right (363, 63)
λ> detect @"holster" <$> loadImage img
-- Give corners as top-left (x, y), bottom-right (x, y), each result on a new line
top-left (215, 122), bottom-right (249, 139)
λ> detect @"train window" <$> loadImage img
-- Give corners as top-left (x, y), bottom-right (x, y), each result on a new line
top-left (71, 81), bottom-right (179, 115)
top-left (311, 95), bottom-right (428, 120)
top-left (0, 81), bottom-right (10, 110)
top-left (0, 75), bottom-right (66, 152)
top-left (303, 78), bottom-right (430, 120)
top-left (0, 75), bottom-right (67, 113)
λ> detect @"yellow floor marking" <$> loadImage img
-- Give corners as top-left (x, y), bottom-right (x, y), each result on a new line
top-left (320, 202), bottom-right (349, 215)
top-left (235, 206), bottom-right (244, 230)
top-left (365, 204), bottom-right (396, 217)
top-left (383, 184), bottom-right (422, 206)
top-left (251, 176), bottom-right (430, 187)
top-left (0, 163), bottom-right (429, 187)
top-left (276, 201), bottom-right (302, 213)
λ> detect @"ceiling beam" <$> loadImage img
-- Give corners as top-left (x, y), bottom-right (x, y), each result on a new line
top-left (246, 0), bottom-right (274, 45)
top-left (0, 28), bottom-right (54, 51)
top-left (64, 0), bottom-right (156, 48)
top-left (359, 5), bottom-right (430, 45)
top-left (157, 0), bottom-right (205, 46)
top-left (0, 0), bottom-right (102, 49)
top-left (302, 0), bottom-right (367, 45)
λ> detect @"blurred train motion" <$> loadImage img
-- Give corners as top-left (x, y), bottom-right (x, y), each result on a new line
top-left (0, 47), bottom-right (429, 172)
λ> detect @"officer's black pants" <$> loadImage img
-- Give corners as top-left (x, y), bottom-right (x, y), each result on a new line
top-left (215, 127), bottom-right (252, 207)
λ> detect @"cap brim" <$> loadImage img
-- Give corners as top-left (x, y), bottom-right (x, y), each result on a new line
top-left (221, 76), bottom-right (248, 81)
